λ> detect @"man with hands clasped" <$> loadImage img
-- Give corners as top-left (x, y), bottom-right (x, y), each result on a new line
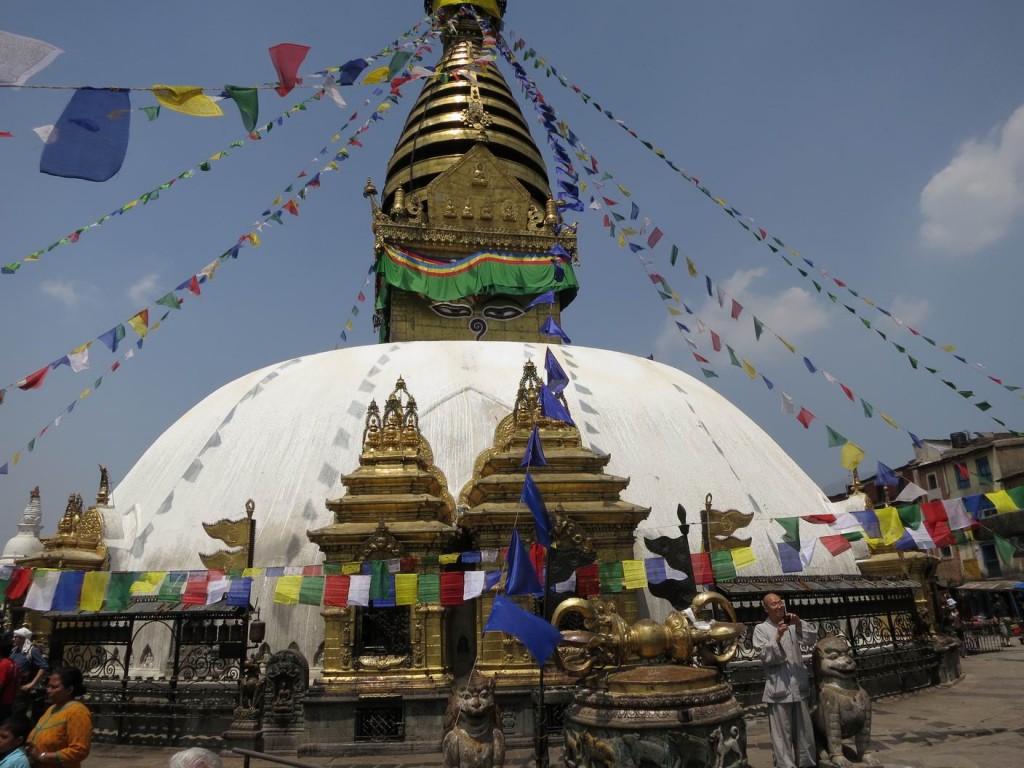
top-left (752, 593), bottom-right (818, 768)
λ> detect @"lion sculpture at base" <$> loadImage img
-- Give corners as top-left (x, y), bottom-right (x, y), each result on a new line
top-left (811, 636), bottom-right (880, 767)
top-left (441, 670), bottom-right (505, 768)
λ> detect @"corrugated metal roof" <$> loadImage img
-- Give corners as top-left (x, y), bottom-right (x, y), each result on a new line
top-left (958, 580), bottom-right (1024, 591)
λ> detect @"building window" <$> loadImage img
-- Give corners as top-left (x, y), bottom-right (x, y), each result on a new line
top-left (940, 546), bottom-right (952, 558)
top-left (927, 473), bottom-right (938, 490)
top-left (976, 456), bottom-right (992, 485)
top-left (357, 606), bottom-right (411, 657)
top-left (955, 463), bottom-right (971, 490)
top-left (980, 542), bottom-right (1002, 577)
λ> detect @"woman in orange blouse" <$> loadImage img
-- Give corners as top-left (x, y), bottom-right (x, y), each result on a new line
top-left (24, 668), bottom-right (91, 767)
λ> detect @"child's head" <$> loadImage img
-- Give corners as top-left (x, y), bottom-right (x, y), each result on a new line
top-left (0, 716), bottom-right (29, 755)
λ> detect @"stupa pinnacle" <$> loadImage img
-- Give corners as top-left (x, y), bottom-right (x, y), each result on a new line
top-left (367, 0), bottom-right (578, 344)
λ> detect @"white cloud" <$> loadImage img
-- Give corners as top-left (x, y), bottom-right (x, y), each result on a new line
top-left (127, 273), bottom-right (160, 305)
top-left (655, 268), bottom-right (832, 362)
top-left (920, 104), bottom-right (1024, 255)
top-left (41, 279), bottom-right (80, 308)
top-left (889, 295), bottom-right (930, 329)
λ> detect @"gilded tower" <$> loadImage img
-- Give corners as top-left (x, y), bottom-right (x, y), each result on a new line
top-left (365, 0), bottom-right (579, 343)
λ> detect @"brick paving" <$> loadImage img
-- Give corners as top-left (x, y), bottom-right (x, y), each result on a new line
top-left (89, 643), bottom-right (1024, 767)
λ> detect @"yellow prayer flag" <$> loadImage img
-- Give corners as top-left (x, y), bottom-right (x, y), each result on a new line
top-left (342, 561), bottom-right (362, 575)
top-left (127, 312), bottom-right (149, 339)
top-left (840, 441), bottom-right (865, 470)
top-left (439, 553), bottom-right (460, 565)
top-left (617, 232), bottom-right (626, 248)
top-left (79, 389), bottom-right (91, 399)
top-left (11, 453), bottom-right (20, 466)
top-left (248, 232), bottom-right (261, 247)
top-left (130, 572), bottom-right (166, 594)
top-left (242, 567), bottom-right (264, 578)
top-left (395, 574), bottom-right (418, 605)
top-left (741, 359), bottom-right (757, 380)
top-left (80, 572), bottom-right (110, 611)
top-left (621, 560), bottom-right (648, 590)
top-left (362, 66), bottom-right (390, 84)
top-left (879, 412), bottom-right (899, 429)
top-left (875, 506), bottom-right (905, 546)
top-left (940, 344), bottom-right (956, 353)
top-left (152, 85), bottom-right (224, 117)
top-left (273, 575), bottom-right (302, 605)
top-left (777, 336), bottom-right (796, 354)
top-left (344, 319), bottom-right (354, 331)
top-left (209, 152), bottom-right (225, 161)
top-left (122, 200), bottom-right (139, 211)
top-left (616, 183), bottom-right (631, 197)
top-left (730, 546), bottom-right (756, 569)
top-left (985, 490), bottom-right (1017, 513)
top-left (667, 307), bottom-right (682, 316)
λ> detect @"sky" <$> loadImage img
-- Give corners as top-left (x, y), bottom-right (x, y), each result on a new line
top-left (2, 1), bottom-right (1024, 547)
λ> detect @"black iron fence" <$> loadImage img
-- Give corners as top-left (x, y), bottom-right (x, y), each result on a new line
top-left (47, 601), bottom-right (248, 747)
top-left (714, 576), bottom-right (939, 706)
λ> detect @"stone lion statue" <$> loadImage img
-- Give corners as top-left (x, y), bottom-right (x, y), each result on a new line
top-left (442, 670), bottom-right (505, 768)
top-left (811, 636), bottom-right (880, 767)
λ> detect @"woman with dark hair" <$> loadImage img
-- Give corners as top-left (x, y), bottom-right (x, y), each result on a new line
top-left (23, 668), bottom-right (91, 767)
top-left (0, 639), bottom-right (18, 724)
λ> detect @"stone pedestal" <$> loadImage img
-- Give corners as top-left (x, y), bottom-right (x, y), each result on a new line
top-left (564, 666), bottom-right (747, 768)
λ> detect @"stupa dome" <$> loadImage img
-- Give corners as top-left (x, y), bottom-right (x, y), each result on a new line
top-left (107, 340), bottom-right (856, 631)
top-left (1, 487), bottom-right (44, 566)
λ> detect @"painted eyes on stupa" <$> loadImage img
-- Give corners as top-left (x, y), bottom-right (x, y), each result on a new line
top-left (481, 305), bottom-right (523, 321)
top-left (431, 302), bottom-right (473, 318)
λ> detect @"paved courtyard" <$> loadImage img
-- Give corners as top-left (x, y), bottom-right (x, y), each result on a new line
top-left (91, 642), bottom-right (1024, 767)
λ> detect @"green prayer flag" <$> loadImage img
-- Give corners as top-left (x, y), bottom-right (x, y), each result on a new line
top-left (812, 281), bottom-right (822, 293)
top-left (299, 576), bottom-right (326, 606)
top-left (225, 85), bottom-right (259, 132)
top-left (670, 244), bottom-right (679, 266)
top-left (976, 401), bottom-right (992, 411)
top-left (861, 399), bottom-right (874, 418)
top-left (993, 533), bottom-right (1019, 565)
top-left (710, 550), bottom-right (736, 581)
top-left (727, 346), bottom-right (741, 367)
top-left (1006, 486), bottom-right (1024, 510)
top-left (777, 517), bottom-right (800, 547)
top-left (897, 504), bottom-right (922, 531)
top-left (753, 316), bottom-right (765, 340)
top-left (701, 368), bottom-right (718, 379)
top-left (417, 573), bottom-right (440, 602)
top-left (826, 426), bottom-right (847, 448)
top-left (106, 572), bottom-right (138, 611)
top-left (143, 106), bottom-right (160, 121)
top-left (388, 51), bottom-right (413, 79)
top-left (908, 356), bottom-right (918, 369)
top-left (827, 293), bottom-right (838, 303)
top-left (599, 561), bottom-right (624, 593)
top-left (841, 531), bottom-right (864, 542)
top-left (156, 292), bottom-right (180, 311)
top-left (370, 560), bottom-right (390, 601)
top-left (159, 573), bottom-right (187, 602)
top-left (860, 318), bottom-right (871, 329)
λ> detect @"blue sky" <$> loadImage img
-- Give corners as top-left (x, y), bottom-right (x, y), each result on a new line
top-left (2, 1), bottom-right (1023, 544)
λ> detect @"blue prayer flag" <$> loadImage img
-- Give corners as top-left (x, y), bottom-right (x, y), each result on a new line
top-left (776, 542), bottom-right (803, 574)
top-left (483, 595), bottom-right (563, 665)
top-left (540, 317), bottom-right (571, 344)
top-left (521, 473), bottom-right (552, 547)
top-left (540, 385), bottom-right (574, 427)
top-left (851, 510), bottom-right (882, 540)
top-left (521, 424), bottom-right (548, 467)
top-left (506, 528), bottom-right (543, 596)
top-left (525, 290), bottom-right (556, 311)
top-left (876, 462), bottom-right (899, 487)
top-left (52, 570), bottom-right (85, 611)
top-left (41, 88), bottom-right (131, 181)
top-left (544, 348), bottom-right (569, 394)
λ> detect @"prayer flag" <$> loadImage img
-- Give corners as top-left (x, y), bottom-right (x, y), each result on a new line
top-left (894, 482), bottom-right (927, 503)
top-left (506, 528), bottom-right (542, 596)
top-left (621, 560), bottom-right (648, 590)
top-left (17, 366), bottom-right (50, 391)
top-left (439, 573), bottom-right (465, 606)
top-left (483, 595), bottom-right (562, 665)
top-left (796, 407), bottom-right (815, 429)
top-left (25, 570), bottom-right (60, 611)
top-left (0, 30), bottom-right (62, 86)
top-left (273, 575), bottom-right (301, 605)
top-left (691, 552), bottom-right (713, 585)
top-left (525, 290), bottom-right (555, 310)
top-left (52, 571), bottom-right (85, 611)
top-left (840, 442), bottom-right (864, 470)
top-left (820, 535), bottom-right (852, 556)
top-left (225, 85), bottom-right (259, 132)
top-left (545, 348), bottom-right (570, 393)
top-left (521, 424), bottom-right (547, 467)
top-left (300, 576), bottom-right (326, 606)
top-left (323, 575), bottom-right (350, 607)
top-left (539, 385), bottom-right (574, 426)
top-left (521, 474), bottom-right (552, 547)
top-left (40, 88), bottom-right (131, 181)
top-left (269, 43), bottom-right (310, 96)
top-left (395, 574), bottom-right (418, 606)
top-left (710, 551), bottom-right (736, 581)
top-left (540, 316), bottom-right (571, 344)
top-left (79, 572), bottom-right (110, 611)
top-left (876, 462), bottom-right (899, 487)
top-left (152, 85), bottom-right (223, 117)
top-left (776, 542), bottom-right (802, 574)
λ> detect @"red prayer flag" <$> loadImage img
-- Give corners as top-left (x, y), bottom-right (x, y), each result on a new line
top-left (801, 514), bottom-right (836, 524)
top-left (693, 353), bottom-right (710, 364)
top-left (925, 519), bottom-right (955, 548)
top-left (575, 563), bottom-right (600, 596)
top-left (5, 568), bottom-right (33, 599)
top-left (323, 575), bottom-right (350, 607)
top-left (647, 227), bottom-right (663, 248)
top-left (0, 132), bottom-right (13, 138)
top-left (691, 552), bottom-right (713, 585)
top-left (188, 275), bottom-right (201, 296)
top-left (529, 542), bottom-right (547, 582)
top-left (920, 500), bottom-right (948, 525)
top-left (711, 331), bottom-right (722, 352)
top-left (182, 572), bottom-right (210, 605)
top-left (840, 383), bottom-right (854, 401)
top-left (284, 199), bottom-right (300, 216)
top-left (730, 300), bottom-right (743, 320)
top-left (17, 365), bottom-right (50, 391)
top-left (602, 197), bottom-right (618, 207)
top-left (439, 572), bottom-right (465, 606)
top-left (820, 535), bottom-right (852, 556)
top-left (269, 43), bottom-right (311, 97)
top-left (796, 407), bottom-right (815, 429)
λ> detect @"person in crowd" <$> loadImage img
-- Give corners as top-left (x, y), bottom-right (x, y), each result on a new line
top-left (23, 668), bottom-right (91, 768)
top-left (0, 640), bottom-right (19, 724)
top-left (752, 593), bottom-right (818, 768)
top-left (9, 630), bottom-right (46, 722)
top-left (168, 747), bottom-right (223, 768)
top-left (0, 716), bottom-right (31, 768)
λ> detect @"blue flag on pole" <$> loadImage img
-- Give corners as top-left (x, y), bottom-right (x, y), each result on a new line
top-left (540, 317), bottom-right (571, 344)
top-left (540, 385), bottom-right (574, 427)
top-left (525, 290), bottom-right (556, 311)
top-left (521, 473), bottom-right (552, 547)
top-left (521, 424), bottom-right (547, 467)
top-left (506, 528), bottom-right (543, 596)
top-left (483, 595), bottom-right (563, 665)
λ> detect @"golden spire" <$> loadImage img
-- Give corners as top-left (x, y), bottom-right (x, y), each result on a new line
top-left (384, 1), bottom-right (548, 212)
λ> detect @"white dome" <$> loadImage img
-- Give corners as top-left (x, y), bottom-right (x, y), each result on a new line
top-left (108, 341), bottom-right (857, 633)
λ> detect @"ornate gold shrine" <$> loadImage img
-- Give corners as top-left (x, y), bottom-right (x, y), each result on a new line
top-left (307, 377), bottom-right (457, 692)
top-left (459, 360), bottom-right (650, 688)
top-left (18, 465), bottom-right (109, 571)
